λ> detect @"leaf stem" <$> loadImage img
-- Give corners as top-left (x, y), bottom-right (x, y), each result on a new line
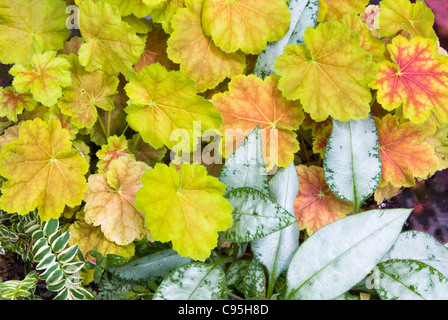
top-left (131, 133), bottom-right (141, 153)
top-left (106, 110), bottom-right (111, 138)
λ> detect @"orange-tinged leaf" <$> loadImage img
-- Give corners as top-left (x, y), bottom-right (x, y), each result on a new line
top-left (134, 24), bottom-right (178, 73)
top-left (69, 211), bottom-right (136, 258)
top-left (374, 182), bottom-right (401, 204)
top-left (84, 157), bottom-right (149, 246)
top-left (167, 0), bottom-right (246, 92)
top-left (371, 36), bottom-right (448, 125)
top-left (376, 114), bottom-right (439, 188)
top-left (375, 0), bottom-right (437, 40)
top-left (201, 0), bottom-right (291, 54)
top-left (10, 51), bottom-right (72, 107)
top-left (0, 87), bottom-right (37, 122)
top-left (294, 165), bottom-right (353, 235)
top-left (320, 0), bottom-right (368, 21)
top-left (0, 122), bottom-right (20, 153)
top-left (0, 118), bottom-right (89, 220)
top-left (274, 22), bottom-right (377, 122)
top-left (59, 54), bottom-right (119, 129)
top-left (96, 135), bottom-right (134, 172)
top-left (124, 63), bottom-right (222, 150)
top-left (0, 0), bottom-right (71, 64)
top-left (135, 163), bottom-right (233, 261)
top-left (212, 74), bottom-right (304, 170)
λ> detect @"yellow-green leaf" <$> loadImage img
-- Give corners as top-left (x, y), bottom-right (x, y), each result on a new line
top-left (0, 118), bottom-right (89, 220)
top-left (135, 163), bottom-right (233, 261)
top-left (0, 87), bottom-right (37, 122)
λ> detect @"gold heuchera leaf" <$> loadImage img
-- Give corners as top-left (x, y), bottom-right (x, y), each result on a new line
top-left (167, 0), bottom-right (246, 93)
top-left (59, 54), bottom-right (119, 129)
top-left (124, 63), bottom-right (222, 150)
top-left (96, 135), bottom-right (135, 172)
top-left (135, 163), bottom-right (233, 261)
top-left (150, 0), bottom-right (185, 34)
top-left (10, 51), bottom-right (72, 107)
top-left (274, 22), bottom-right (377, 122)
top-left (78, 0), bottom-right (146, 76)
top-left (201, 0), bottom-right (291, 54)
top-left (0, 118), bottom-right (89, 220)
top-left (0, 0), bottom-right (71, 64)
top-left (84, 157), bottom-right (149, 246)
top-left (0, 87), bottom-right (37, 122)
top-left (320, 0), bottom-right (369, 21)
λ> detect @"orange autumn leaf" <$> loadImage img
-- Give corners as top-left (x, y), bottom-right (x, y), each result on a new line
top-left (376, 114), bottom-right (439, 188)
top-left (294, 165), bottom-right (353, 235)
top-left (371, 36), bottom-right (448, 125)
top-left (212, 74), bottom-right (304, 170)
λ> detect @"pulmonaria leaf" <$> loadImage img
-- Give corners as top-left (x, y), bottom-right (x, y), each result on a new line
top-left (212, 75), bottom-right (304, 170)
top-left (124, 63), bottom-right (222, 150)
top-left (294, 165), bottom-right (353, 235)
top-left (135, 163), bottom-right (233, 261)
top-left (201, 0), bottom-right (291, 54)
top-left (375, 0), bottom-right (437, 40)
top-left (0, 0), bottom-right (71, 64)
top-left (78, 0), bottom-right (146, 76)
top-left (84, 157), bottom-right (150, 246)
top-left (167, 0), bottom-right (246, 93)
top-left (376, 114), bottom-right (439, 188)
top-left (337, 12), bottom-right (385, 63)
top-left (320, 0), bottom-right (369, 21)
top-left (134, 24), bottom-right (178, 73)
top-left (150, 0), bottom-right (185, 34)
top-left (0, 118), bottom-right (89, 220)
top-left (58, 54), bottom-right (119, 129)
top-left (274, 22), bottom-right (377, 122)
top-left (69, 211), bottom-right (135, 259)
top-left (371, 36), bottom-right (448, 125)
top-left (96, 135), bottom-right (134, 172)
top-left (0, 87), bottom-right (37, 122)
top-left (10, 51), bottom-right (72, 107)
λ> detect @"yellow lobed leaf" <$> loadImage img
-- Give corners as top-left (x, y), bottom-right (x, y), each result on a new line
top-left (84, 157), bottom-right (150, 246)
top-left (274, 22), bottom-right (377, 122)
top-left (374, 183), bottom-right (402, 205)
top-left (150, 0), bottom-right (185, 33)
top-left (294, 165), bottom-right (353, 236)
top-left (78, 0), bottom-right (146, 76)
top-left (320, 0), bottom-right (369, 21)
top-left (211, 74), bottom-right (304, 170)
top-left (0, 0), bottom-right (71, 64)
top-left (375, 114), bottom-right (440, 188)
top-left (96, 135), bottom-right (135, 172)
top-left (201, 0), bottom-right (291, 54)
top-left (44, 105), bottom-right (79, 140)
top-left (424, 126), bottom-right (448, 171)
top-left (124, 63), bottom-right (222, 150)
top-left (0, 118), bottom-right (89, 220)
top-left (10, 51), bottom-right (72, 107)
top-left (0, 122), bottom-right (20, 153)
top-left (371, 36), bottom-right (448, 125)
top-left (375, 0), bottom-right (437, 40)
top-left (58, 54), bottom-right (119, 129)
top-left (167, 0), bottom-right (246, 93)
top-left (135, 163), bottom-right (233, 261)
top-left (108, 0), bottom-right (152, 18)
top-left (0, 87), bottom-right (37, 123)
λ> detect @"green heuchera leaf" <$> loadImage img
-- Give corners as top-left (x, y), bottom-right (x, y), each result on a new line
top-left (217, 126), bottom-right (269, 195)
top-left (285, 208), bottom-right (412, 300)
top-left (220, 187), bottom-right (298, 243)
top-left (251, 162), bottom-right (300, 291)
top-left (377, 259), bottom-right (448, 300)
top-left (108, 249), bottom-right (191, 283)
top-left (0, 0), bottom-right (71, 64)
top-left (78, 0), bottom-right (146, 76)
top-left (254, 0), bottom-right (319, 79)
top-left (323, 113), bottom-right (382, 213)
top-left (153, 261), bottom-right (226, 300)
top-left (382, 230), bottom-right (448, 278)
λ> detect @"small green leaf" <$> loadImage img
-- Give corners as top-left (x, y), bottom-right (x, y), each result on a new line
top-left (285, 208), bottom-right (412, 300)
top-left (243, 258), bottom-right (267, 299)
top-left (218, 126), bottom-right (269, 195)
top-left (153, 261), bottom-right (226, 300)
top-left (220, 187), bottom-right (298, 242)
top-left (254, 0), bottom-right (319, 79)
top-left (108, 249), bottom-right (191, 283)
top-left (377, 259), bottom-right (448, 300)
top-left (323, 114), bottom-right (381, 213)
